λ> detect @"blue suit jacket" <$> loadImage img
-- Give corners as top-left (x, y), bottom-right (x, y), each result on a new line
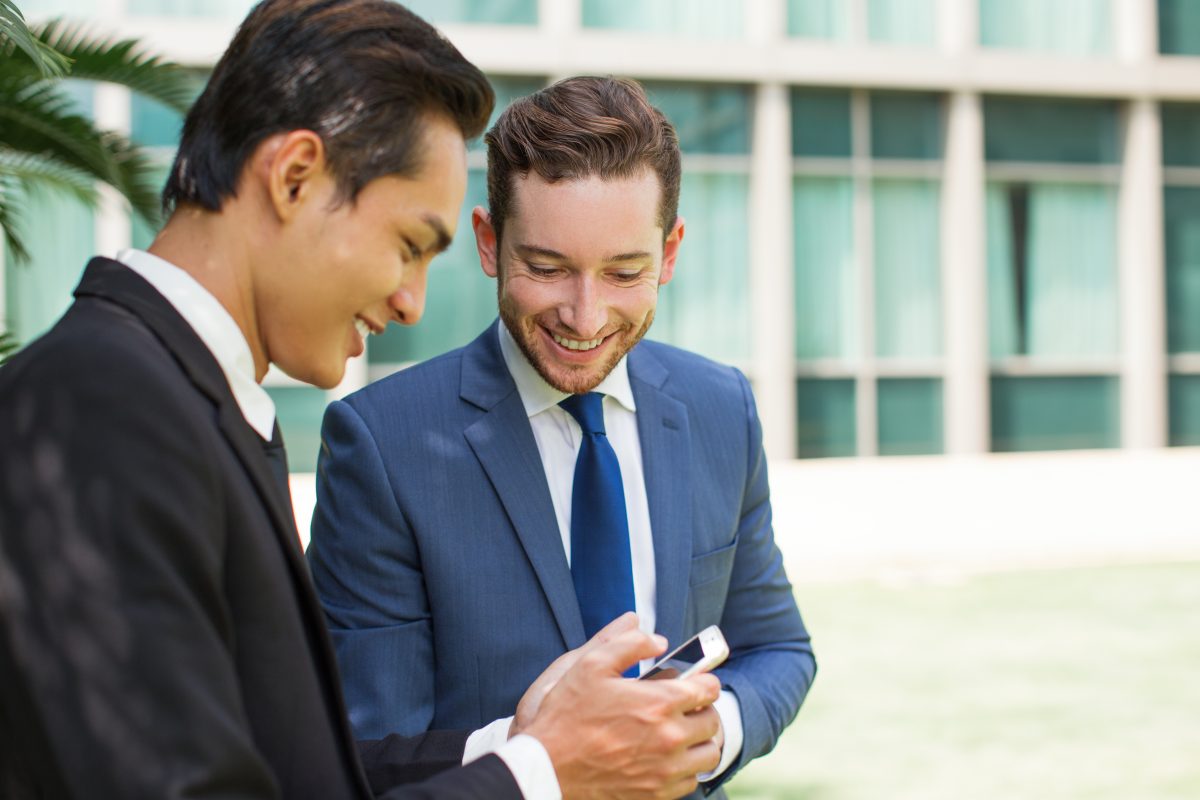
top-left (308, 322), bottom-right (815, 791)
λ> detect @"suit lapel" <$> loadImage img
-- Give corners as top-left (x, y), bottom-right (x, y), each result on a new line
top-left (460, 324), bottom-right (586, 650)
top-left (76, 259), bottom-right (373, 797)
top-left (629, 346), bottom-right (692, 650)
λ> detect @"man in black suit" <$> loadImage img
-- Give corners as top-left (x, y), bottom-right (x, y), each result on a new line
top-left (0, 1), bottom-right (722, 798)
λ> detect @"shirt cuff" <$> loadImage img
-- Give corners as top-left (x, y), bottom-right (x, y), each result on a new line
top-left (697, 689), bottom-right (744, 782)
top-left (463, 718), bottom-right (562, 800)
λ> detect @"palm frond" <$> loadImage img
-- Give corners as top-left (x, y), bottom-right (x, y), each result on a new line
top-left (0, 169), bottom-right (30, 263)
top-left (0, 329), bottom-right (19, 365)
top-left (0, 146), bottom-right (99, 206)
top-left (34, 19), bottom-right (196, 114)
top-left (0, 0), bottom-right (70, 78)
top-left (0, 76), bottom-right (162, 226)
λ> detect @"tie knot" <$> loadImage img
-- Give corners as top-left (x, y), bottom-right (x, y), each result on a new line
top-left (559, 392), bottom-right (606, 435)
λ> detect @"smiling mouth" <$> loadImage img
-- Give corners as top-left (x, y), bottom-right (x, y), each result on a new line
top-left (551, 331), bottom-right (606, 352)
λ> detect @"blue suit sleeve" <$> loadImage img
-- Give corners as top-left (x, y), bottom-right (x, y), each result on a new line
top-left (307, 398), bottom-right (437, 740)
top-left (709, 370), bottom-right (817, 787)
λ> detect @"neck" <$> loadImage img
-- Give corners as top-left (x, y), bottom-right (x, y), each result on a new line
top-left (148, 204), bottom-right (269, 382)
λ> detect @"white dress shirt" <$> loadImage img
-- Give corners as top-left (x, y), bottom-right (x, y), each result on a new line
top-left (464, 324), bottom-right (745, 782)
top-left (114, 250), bottom-right (557, 800)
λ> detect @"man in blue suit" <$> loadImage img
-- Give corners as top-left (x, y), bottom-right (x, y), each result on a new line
top-left (308, 76), bottom-right (815, 797)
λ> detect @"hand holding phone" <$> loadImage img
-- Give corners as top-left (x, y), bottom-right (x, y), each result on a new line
top-left (639, 625), bottom-right (729, 680)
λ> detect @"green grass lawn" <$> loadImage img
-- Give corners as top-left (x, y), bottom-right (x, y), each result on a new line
top-left (727, 562), bottom-right (1200, 800)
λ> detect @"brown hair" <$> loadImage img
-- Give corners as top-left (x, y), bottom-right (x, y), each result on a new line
top-left (483, 76), bottom-right (681, 246)
top-left (163, 0), bottom-right (493, 212)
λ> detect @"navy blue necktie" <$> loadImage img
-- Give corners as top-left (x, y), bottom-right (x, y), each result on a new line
top-left (560, 392), bottom-right (637, 662)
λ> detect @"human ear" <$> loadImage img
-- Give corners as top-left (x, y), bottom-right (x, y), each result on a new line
top-left (264, 130), bottom-right (327, 222)
top-left (472, 206), bottom-right (500, 278)
top-left (659, 216), bottom-right (685, 286)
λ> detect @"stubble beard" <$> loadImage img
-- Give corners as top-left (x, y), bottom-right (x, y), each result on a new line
top-left (498, 286), bottom-right (656, 395)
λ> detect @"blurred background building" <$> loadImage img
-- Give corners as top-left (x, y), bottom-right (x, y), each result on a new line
top-left (6, 3), bottom-right (1200, 796)
top-left (9, 0), bottom-right (1200, 471)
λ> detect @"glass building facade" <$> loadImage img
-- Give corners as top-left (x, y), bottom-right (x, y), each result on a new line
top-left (6, 0), bottom-right (1200, 468)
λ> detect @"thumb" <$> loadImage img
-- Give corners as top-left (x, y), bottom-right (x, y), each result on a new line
top-left (583, 627), bottom-right (667, 677)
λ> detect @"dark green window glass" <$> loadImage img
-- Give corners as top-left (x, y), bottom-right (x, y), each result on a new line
top-left (990, 376), bottom-right (1119, 452)
top-left (1164, 187), bottom-right (1200, 353)
top-left (1161, 103), bottom-right (1200, 167)
top-left (366, 170), bottom-right (495, 364)
top-left (878, 378), bottom-right (943, 455)
top-left (1168, 374), bottom-right (1200, 446)
top-left (583, 0), bottom-right (742, 37)
top-left (796, 378), bottom-right (856, 458)
top-left (266, 386), bottom-right (328, 473)
top-left (870, 92), bottom-right (943, 160)
top-left (793, 176), bottom-right (856, 359)
top-left (645, 83), bottom-right (751, 155)
top-left (983, 97), bottom-right (1118, 165)
top-left (1159, 0), bottom-right (1200, 55)
top-left (791, 89), bottom-right (852, 157)
top-left (874, 179), bottom-right (941, 358)
top-left (387, 0), bottom-right (535, 25)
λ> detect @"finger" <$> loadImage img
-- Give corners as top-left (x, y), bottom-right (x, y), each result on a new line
top-left (660, 775), bottom-right (701, 800)
top-left (682, 739), bottom-right (721, 776)
top-left (581, 628), bottom-right (664, 676)
top-left (653, 672), bottom-right (720, 713)
top-left (580, 611), bottom-right (640, 652)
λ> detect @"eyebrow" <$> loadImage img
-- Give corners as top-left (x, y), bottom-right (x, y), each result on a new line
top-left (422, 214), bottom-right (452, 254)
top-left (513, 244), bottom-right (653, 264)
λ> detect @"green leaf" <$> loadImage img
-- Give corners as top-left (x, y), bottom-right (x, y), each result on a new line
top-left (0, 169), bottom-right (30, 264)
top-left (35, 19), bottom-right (197, 114)
top-left (0, 1), bottom-right (71, 78)
top-left (0, 328), bottom-right (19, 364)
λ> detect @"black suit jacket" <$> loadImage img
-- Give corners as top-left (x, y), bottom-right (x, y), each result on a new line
top-left (0, 258), bottom-right (521, 799)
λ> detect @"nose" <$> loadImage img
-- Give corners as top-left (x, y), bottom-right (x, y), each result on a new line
top-left (389, 261), bottom-right (428, 326)
top-left (559, 274), bottom-right (604, 338)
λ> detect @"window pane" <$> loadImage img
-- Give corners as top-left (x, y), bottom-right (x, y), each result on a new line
top-left (402, 0), bottom-right (536, 25)
top-left (874, 179), bottom-right (941, 358)
top-left (5, 189), bottom-right (94, 344)
top-left (131, 164), bottom-right (172, 249)
top-left (1164, 187), bottom-right (1200, 353)
top-left (471, 77), bottom-right (546, 151)
top-left (984, 97), bottom-right (1118, 165)
top-left (794, 177), bottom-right (857, 359)
top-left (990, 376), bottom-right (1119, 451)
top-left (871, 92), bottom-right (943, 160)
top-left (1161, 103), bottom-right (1200, 167)
top-left (986, 182), bottom-right (1118, 358)
top-left (1168, 374), bottom-right (1200, 446)
top-left (652, 173), bottom-right (750, 363)
top-left (797, 378), bottom-right (856, 457)
top-left (646, 83), bottom-right (751, 155)
top-left (128, 0), bottom-right (257, 17)
top-left (131, 72), bottom-right (204, 149)
top-left (583, 0), bottom-right (743, 37)
top-left (979, 0), bottom-right (1112, 56)
top-left (266, 386), bottom-right (328, 473)
top-left (787, 0), bottom-right (849, 40)
top-left (792, 89), bottom-right (852, 157)
top-left (1158, 0), bottom-right (1200, 55)
top-left (868, 0), bottom-right (936, 46)
top-left (367, 170), bottom-right (495, 365)
top-left (878, 378), bottom-right (943, 455)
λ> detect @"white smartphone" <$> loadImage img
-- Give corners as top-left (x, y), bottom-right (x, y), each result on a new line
top-left (639, 625), bottom-right (729, 680)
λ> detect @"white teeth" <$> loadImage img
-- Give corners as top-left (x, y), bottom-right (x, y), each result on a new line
top-left (355, 318), bottom-right (370, 339)
top-left (552, 333), bottom-right (603, 351)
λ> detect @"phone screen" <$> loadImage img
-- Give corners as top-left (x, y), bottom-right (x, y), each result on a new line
top-left (640, 636), bottom-right (707, 680)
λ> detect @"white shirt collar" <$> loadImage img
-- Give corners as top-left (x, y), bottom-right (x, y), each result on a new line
top-left (497, 321), bottom-right (636, 418)
top-left (116, 248), bottom-right (276, 440)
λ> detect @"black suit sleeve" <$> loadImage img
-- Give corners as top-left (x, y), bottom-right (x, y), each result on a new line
top-left (359, 735), bottom-right (522, 799)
